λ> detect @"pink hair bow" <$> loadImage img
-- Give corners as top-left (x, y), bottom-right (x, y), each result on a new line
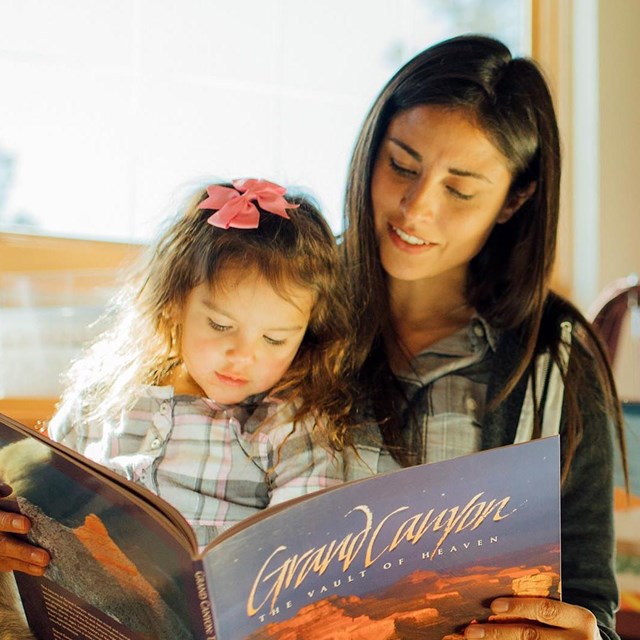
top-left (198, 178), bottom-right (298, 229)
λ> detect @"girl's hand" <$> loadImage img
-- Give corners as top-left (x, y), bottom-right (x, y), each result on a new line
top-left (464, 597), bottom-right (601, 640)
top-left (0, 501), bottom-right (50, 575)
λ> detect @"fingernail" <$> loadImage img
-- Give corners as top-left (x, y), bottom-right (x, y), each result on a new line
top-left (30, 550), bottom-right (48, 565)
top-left (12, 516), bottom-right (28, 532)
top-left (492, 598), bottom-right (510, 613)
top-left (465, 626), bottom-right (485, 639)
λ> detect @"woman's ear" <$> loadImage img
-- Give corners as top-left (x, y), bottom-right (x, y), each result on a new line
top-left (497, 181), bottom-right (537, 223)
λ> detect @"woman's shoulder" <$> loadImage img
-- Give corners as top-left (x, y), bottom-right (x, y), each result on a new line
top-left (494, 291), bottom-right (596, 354)
top-left (541, 291), bottom-right (589, 331)
top-left (540, 292), bottom-right (607, 360)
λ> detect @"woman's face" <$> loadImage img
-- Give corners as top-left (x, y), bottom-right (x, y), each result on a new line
top-left (371, 105), bottom-right (520, 285)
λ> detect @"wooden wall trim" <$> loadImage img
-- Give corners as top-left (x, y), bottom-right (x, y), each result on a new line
top-left (0, 232), bottom-right (143, 273)
top-left (531, 0), bottom-right (574, 300)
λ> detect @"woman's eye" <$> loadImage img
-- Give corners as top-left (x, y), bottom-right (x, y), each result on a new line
top-left (389, 157), bottom-right (418, 177)
top-left (446, 185), bottom-right (474, 201)
top-left (208, 319), bottom-right (230, 332)
top-left (264, 335), bottom-right (286, 346)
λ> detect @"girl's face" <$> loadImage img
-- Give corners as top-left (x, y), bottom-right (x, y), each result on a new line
top-left (371, 105), bottom-right (521, 286)
top-left (178, 270), bottom-right (314, 404)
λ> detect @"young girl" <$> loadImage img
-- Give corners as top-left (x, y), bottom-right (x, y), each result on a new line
top-left (1, 177), bottom-right (353, 569)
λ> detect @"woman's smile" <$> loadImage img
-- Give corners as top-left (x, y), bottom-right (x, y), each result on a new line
top-left (388, 223), bottom-right (435, 249)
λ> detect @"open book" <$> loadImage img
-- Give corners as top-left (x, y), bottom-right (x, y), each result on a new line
top-left (0, 412), bottom-right (561, 640)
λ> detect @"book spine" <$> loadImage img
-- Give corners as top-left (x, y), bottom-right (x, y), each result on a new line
top-left (192, 559), bottom-right (217, 640)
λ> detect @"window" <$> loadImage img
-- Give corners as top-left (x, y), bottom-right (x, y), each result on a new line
top-left (0, 0), bottom-right (529, 241)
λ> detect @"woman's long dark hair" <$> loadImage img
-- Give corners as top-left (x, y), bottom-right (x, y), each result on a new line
top-left (342, 35), bottom-right (626, 481)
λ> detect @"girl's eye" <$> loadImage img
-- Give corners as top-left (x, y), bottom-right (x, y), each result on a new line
top-left (264, 335), bottom-right (286, 346)
top-left (446, 185), bottom-right (474, 201)
top-left (389, 157), bottom-right (418, 177)
top-left (208, 319), bottom-right (230, 332)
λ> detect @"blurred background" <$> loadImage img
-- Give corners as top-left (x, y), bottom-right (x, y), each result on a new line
top-left (0, 0), bottom-right (528, 239)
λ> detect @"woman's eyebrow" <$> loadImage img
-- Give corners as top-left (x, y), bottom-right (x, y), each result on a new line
top-left (389, 137), bottom-right (422, 161)
top-left (389, 137), bottom-right (492, 183)
top-left (448, 167), bottom-right (492, 183)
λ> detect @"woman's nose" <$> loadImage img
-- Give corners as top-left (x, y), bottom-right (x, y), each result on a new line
top-left (400, 180), bottom-right (435, 223)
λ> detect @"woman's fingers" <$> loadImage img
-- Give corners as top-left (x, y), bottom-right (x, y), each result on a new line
top-left (0, 550), bottom-right (48, 575)
top-left (490, 597), bottom-right (596, 630)
top-left (0, 534), bottom-right (50, 573)
top-left (0, 508), bottom-right (50, 574)
top-left (0, 509), bottom-right (30, 534)
top-left (463, 598), bottom-right (599, 640)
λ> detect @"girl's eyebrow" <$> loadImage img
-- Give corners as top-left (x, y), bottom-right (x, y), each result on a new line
top-left (202, 298), bottom-right (235, 320)
top-left (201, 298), bottom-right (304, 332)
top-left (388, 137), bottom-right (493, 184)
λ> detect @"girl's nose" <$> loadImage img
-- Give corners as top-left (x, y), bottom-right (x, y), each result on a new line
top-left (226, 339), bottom-right (254, 364)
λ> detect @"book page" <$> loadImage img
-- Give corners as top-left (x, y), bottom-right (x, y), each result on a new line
top-left (0, 413), bottom-right (206, 639)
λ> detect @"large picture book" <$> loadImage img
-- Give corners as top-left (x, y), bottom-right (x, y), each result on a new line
top-left (0, 412), bottom-right (561, 640)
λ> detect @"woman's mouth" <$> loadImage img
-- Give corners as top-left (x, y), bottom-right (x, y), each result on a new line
top-left (388, 224), bottom-right (435, 250)
top-left (392, 225), bottom-right (427, 245)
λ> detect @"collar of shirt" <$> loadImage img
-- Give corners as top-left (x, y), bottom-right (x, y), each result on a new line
top-left (141, 385), bottom-right (285, 433)
top-left (394, 314), bottom-right (498, 389)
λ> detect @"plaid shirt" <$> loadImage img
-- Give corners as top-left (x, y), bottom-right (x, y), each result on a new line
top-left (48, 387), bottom-right (344, 549)
top-left (346, 316), bottom-right (496, 480)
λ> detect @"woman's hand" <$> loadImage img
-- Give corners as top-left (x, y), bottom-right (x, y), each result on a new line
top-left (0, 487), bottom-right (50, 575)
top-left (463, 597), bottom-right (601, 639)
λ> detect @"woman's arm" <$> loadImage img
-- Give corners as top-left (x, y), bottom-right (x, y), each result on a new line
top-left (0, 571), bottom-right (36, 640)
top-left (555, 367), bottom-right (619, 638)
top-left (468, 326), bottom-right (620, 639)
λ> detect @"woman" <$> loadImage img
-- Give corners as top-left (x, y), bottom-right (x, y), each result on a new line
top-left (342, 34), bottom-right (625, 639)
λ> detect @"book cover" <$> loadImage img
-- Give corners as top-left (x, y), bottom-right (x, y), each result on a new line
top-left (204, 436), bottom-right (561, 640)
top-left (0, 413), bottom-right (560, 640)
